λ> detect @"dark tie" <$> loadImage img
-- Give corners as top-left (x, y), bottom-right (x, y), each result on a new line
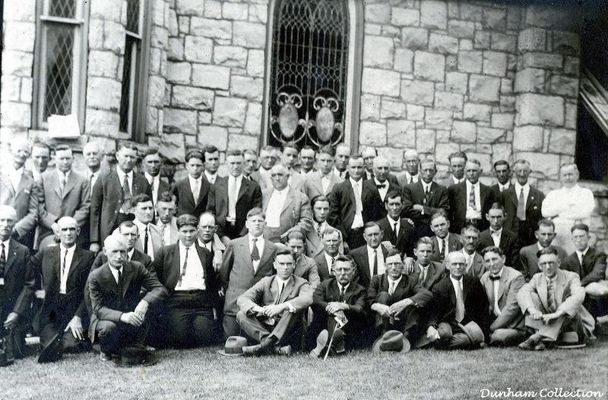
top-left (117, 268), bottom-right (124, 305)
top-left (179, 246), bottom-right (190, 285)
top-left (440, 238), bottom-right (446, 260)
top-left (339, 285), bottom-right (345, 301)
top-left (275, 282), bottom-right (284, 305)
top-left (376, 183), bottom-right (386, 189)
top-left (468, 185), bottom-right (476, 210)
top-left (251, 238), bottom-right (260, 261)
top-left (143, 226), bottom-right (149, 255)
top-left (547, 279), bottom-right (557, 312)
top-left (489, 274), bottom-right (501, 281)
top-left (0, 243), bottom-right (6, 277)
top-left (420, 267), bottom-right (428, 286)
top-left (393, 222), bottom-right (398, 238)
top-left (424, 185), bottom-right (430, 205)
top-left (409, 176), bottom-right (414, 184)
top-left (517, 188), bottom-right (526, 220)
top-left (122, 174), bottom-right (132, 211)
top-left (61, 248), bottom-right (68, 278)
top-left (373, 249), bottom-right (378, 276)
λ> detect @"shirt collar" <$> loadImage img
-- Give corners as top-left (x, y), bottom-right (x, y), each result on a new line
top-left (57, 169), bottom-right (71, 179)
top-left (0, 239), bottom-right (10, 248)
top-left (273, 185), bottom-right (289, 195)
top-left (515, 182), bottom-right (529, 191)
top-left (491, 268), bottom-right (504, 278)
top-left (387, 275), bottom-right (402, 285)
top-left (117, 167), bottom-right (132, 179)
top-left (373, 178), bottom-right (386, 186)
top-left (367, 245), bottom-right (381, 254)
top-left (491, 228), bottom-right (502, 235)
top-left (466, 180), bottom-right (479, 189)
top-left (205, 171), bottom-right (217, 179)
top-left (349, 177), bottom-right (362, 186)
top-left (337, 281), bottom-right (350, 292)
top-left (275, 276), bottom-right (291, 286)
top-left (144, 172), bottom-right (158, 183)
top-left (450, 275), bottom-right (463, 286)
top-left (59, 243), bottom-right (76, 253)
top-left (576, 247), bottom-right (589, 258)
top-left (387, 215), bottom-right (400, 224)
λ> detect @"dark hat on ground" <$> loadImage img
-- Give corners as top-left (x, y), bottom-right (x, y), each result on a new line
top-left (37, 332), bottom-right (63, 364)
top-left (113, 346), bottom-right (157, 367)
top-left (556, 331), bottom-right (586, 349)
top-left (459, 322), bottom-right (485, 346)
top-left (218, 336), bottom-right (248, 356)
top-left (372, 330), bottom-right (411, 353)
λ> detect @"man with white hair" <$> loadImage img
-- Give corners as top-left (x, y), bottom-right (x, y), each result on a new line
top-left (362, 148), bottom-right (377, 181)
top-left (83, 141), bottom-right (103, 190)
top-left (396, 149), bottom-right (420, 187)
top-left (542, 163), bottom-right (596, 253)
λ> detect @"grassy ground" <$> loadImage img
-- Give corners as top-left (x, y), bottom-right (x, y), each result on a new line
top-left (1, 337), bottom-right (607, 400)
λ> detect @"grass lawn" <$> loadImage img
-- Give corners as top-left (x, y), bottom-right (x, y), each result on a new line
top-left (2, 337), bottom-right (607, 400)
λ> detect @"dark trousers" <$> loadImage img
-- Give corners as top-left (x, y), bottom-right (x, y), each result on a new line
top-left (165, 291), bottom-right (217, 347)
top-left (0, 287), bottom-right (26, 359)
top-left (308, 309), bottom-right (370, 351)
top-left (95, 320), bottom-right (146, 355)
top-left (236, 309), bottom-right (305, 350)
top-left (39, 296), bottom-right (90, 353)
top-left (223, 314), bottom-right (241, 339)
top-left (374, 292), bottom-right (426, 344)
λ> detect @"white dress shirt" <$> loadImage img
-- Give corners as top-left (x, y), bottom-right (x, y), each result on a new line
top-left (189, 175), bottom-right (203, 202)
top-left (89, 170), bottom-right (99, 191)
top-left (116, 168), bottom-right (133, 193)
top-left (134, 220), bottom-right (154, 259)
top-left (59, 244), bottom-right (76, 294)
top-left (350, 178), bottom-right (364, 229)
top-left (465, 180), bottom-right (482, 219)
top-left (491, 268), bottom-right (503, 317)
top-left (249, 235), bottom-right (265, 272)
top-left (387, 275), bottom-right (402, 295)
top-left (145, 173), bottom-right (160, 204)
top-left (175, 242), bottom-right (206, 291)
top-left (405, 172), bottom-right (419, 184)
top-left (450, 276), bottom-right (465, 314)
top-left (542, 184), bottom-right (595, 222)
top-left (324, 252), bottom-right (337, 275)
top-left (266, 187), bottom-right (289, 228)
top-left (334, 167), bottom-right (346, 180)
top-left (321, 174), bottom-right (332, 195)
top-left (491, 228), bottom-right (502, 247)
top-left (374, 178), bottom-right (389, 202)
top-left (204, 171), bottom-right (218, 184)
top-left (108, 265), bottom-right (122, 285)
top-left (57, 170), bottom-right (71, 192)
top-left (6, 165), bottom-right (24, 191)
top-left (453, 176), bottom-right (465, 185)
top-left (228, 175), bottom-right (243, 220)
top-left (576, 247), bottom-right (589, 266)
top-left (462, 249), bottom-right (476, 274)
top-left (387, 215), bottom-right (400, 237)
top-left (367, 246), bottom-right (385, 277)
top-left (0, 239), bottom-right (10, 285)
top-left (497, 182), bottom-right (511, 192)
top-left (514, 182), bottom-right (530, 211)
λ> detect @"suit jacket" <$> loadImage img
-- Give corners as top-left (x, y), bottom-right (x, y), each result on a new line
top-left (395, 172), bottom-right (419, 188)
top-left (480, 266), bottom-right (525, 331)
top-left (448, 181), bottom-right (496, 233)
top-left (303, 170), bottom-right (341, 200)
top-left (402, 181), bottom-right (450, 225)
top-left (0, 239), bottom-right (32, 317)
top-left (313, 278), bottom-right (367, 318)
top-left (91, 249), bottom-right (152, 273)
top-left (26, 246), bottom-right (95, 328)
top-left (368, 273), bottom-right (433, 308)
top-left (260, 170), bottom-right (305, 193)
top-left (133, 223), bottom-right (163, 260)
top-left (517, 269), bottom-right (595, 337)
top-left (561, 248), bottom-right (607, 286)
top-left (172, 176), bottom-right (211, 218)
top-left (90, 170), bottom-right (151, 244)
top-left (361, 179), bottom-right (400, 223)
top-left (38, 170), bottom-right (90, 243)
top-left (0, 171), bottom-right (38, 244)
top-left (477, 228), bottom-right (521, 269)
top-left (87, 260), bottom-right (167, 339)
top-left (377, 217), bottom-right (416, 257)
top-left (518, 244), bottom-right (568, 280)
top-left (314, 252), bottom-right (334, 282)
top-left (305, 222), bottom-right (341, 258)
top-left (262, 187), bottom-right (313, 240)
top-left (327, 179), bottom-right (367, 242)
top-left (150, 178), bottom-right (171, 205)
top-left (463, 251), bottom-right (486, 279)
top-left (220, 236), bottom-right (277, 316)
top-left (429, 274), bottom-right (490, 338)
top-left (431, 233), bottom-right (464, 262)
top-left (500, 185), bottom-right (545, 244)
top-left (349, 244), bottom-right (390, 288)
top-left (207, 175), bottom-right (263, 239)
top-left (156, 217), bottom-right (179, 246)
top-left (294, 254), bottom-right (321, 289)
top-left (406, 261), bottom-right (445, 290)
top-left (237, 274), bottom-right (313, 313)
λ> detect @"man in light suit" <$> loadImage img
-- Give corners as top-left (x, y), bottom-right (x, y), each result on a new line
top-left (518, 219), bottom-right (567, 280)
top-left (314, 228), bottom-right (344, 282)
top-left (262, 164), bottom-right (313, 243)
top-left (236, 248), bottom-right (313, 355)
top-left (90, 143), bottom-right (151, 252)
top-left (349, 222), bottom-right (391, 288)
top-left (460, 225), bottom-right (486, 279)
top-left (517, 247), bottom-right (595, 350)
top-left (305, 195), bottom-right (340, 258)
top-left (173, 150), bottom-right (211, 218)
top-left (429, 211), bottom-right (463, 263)
top-left (142, 149), bottom-right (170, 208)
top-left (1, 139), bottom-right (38, 249)
top-left (303, 145), bottom-right (340, 200)
top-left (480, 246), bottom-right (526, 346)
top-left (285, 231), bottom-right (321, 289)
top-left (155, 191), bottom-right (179, 246)
top-left (406, 237), bottom-right (446, 291)
top-left (37, 145), bottom-right (90, 249)
top-left (207, 150), bottom-right (263, 242)
top-left (377, 191), bottom-right (416, 258)
top-left (220, 208), bottom-right (277, 337)
top-left (362, 156), bottom-right (400, 223)
top-left (132, 194), bottom-right (163, 261)
top-left (477, 203), bottom-right (521, 269)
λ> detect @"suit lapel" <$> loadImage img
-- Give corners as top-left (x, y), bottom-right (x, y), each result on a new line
top-left (65, 247), bottom-right (82, 287)
top-left (279, 276), bottom-right (295, 303)
top-left (497, 272), bottom-right (507, 302)
top-left (238, 239), bottom-right (254, 272)
top-left (62, 172), bottom-right (77, 199)
top-left (120, 263), bottom-right (134, 298)
top-left (312, 172), bottom-right (324, 195)
top-left (537, 276), bottom-right (549, 311)
top-left (281, 188), bottom-right (294, 216)
top-left (4, 240), bottom-right (22, 275)
top-left (555, 271), bottom-right (566, 306)
top-left (102, 265), bottom-right (119, 295)
top-left (255, 240), bottom-right (273, 278)
top-left (526, 189), bottom-right (537, 212)
top-left (236, 178), bottom-right (248, 204)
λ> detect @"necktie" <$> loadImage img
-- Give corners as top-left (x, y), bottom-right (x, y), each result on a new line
top-left (393, 222), bottom-right (398, 238)
top-left (180, 246), bottom-right (190, 284)
top-left (228, 177), bottom-right (238, 219)
top-left (389, 280), bottom-right (396, 296)
top-left (420, 267), bottom-right (428, 286)
top-left (516, 188), bottom-right (526, 220)
top-left (409, 176), bottom-right (414, 184)
top-left (150, 178), bottom-right (155, 202)
top-left (329, 256), bottom-right (335, 275)
top-left (372, 249), bottom-right (378, 276)
top-left (468, 184), bottom-right (476, 210)
top-left (192, 179), bottom-right (200, 203)
top-left (251, 238), bottom-right (260, 261)
top-left (122, 174), bottom-right (132, 212)
top-left (61, 248), bottom-right (68, 277)
top-left (455, 280), bottom-right (465, 322)
top-left (339, 285), bottom-right (345, 301)
top-left (0, 243), bottom-right (5, 277)
top-left (547, 279), bottom-right (557, 312)
top-left (440, 238), bottom-right (446, 260)
top-left (275, 282), bottom-right (284, 305)
top-left (143, 226), bottom-right (149, 255)
top-left (117, 268), bottom-right (124, 304)
top-left (578, 253), bottom-right (584, 267)
top-left (424, 185), bottom-right (430, 205)
top-left (60, 174), bottom-right (67, 196)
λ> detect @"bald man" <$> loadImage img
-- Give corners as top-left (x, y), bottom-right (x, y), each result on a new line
top-left (396, 149), bottom-right (420, 187)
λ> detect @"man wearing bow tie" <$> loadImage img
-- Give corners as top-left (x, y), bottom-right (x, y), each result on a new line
top-left (362, 156), bottom-right (400, 224)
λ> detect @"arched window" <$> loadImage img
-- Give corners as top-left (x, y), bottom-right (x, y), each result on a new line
top-left (263, 0), bottom-right (362, 149)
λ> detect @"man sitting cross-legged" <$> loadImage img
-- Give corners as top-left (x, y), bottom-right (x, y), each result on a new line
top-left (236, 249), bottom-right (313, 356)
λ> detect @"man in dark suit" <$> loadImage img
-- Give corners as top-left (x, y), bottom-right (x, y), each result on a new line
top-left (141, 149), bottom-right (170, 208)
top-left (368, 249), bottom-right (432, 345)
top-left (406, 237), bottom-right (445, 291)
top-left (310, 255), bottom-right (368, 355)
top-left (424, 251), bottom-right (490, 349)
top-left (0, 206), bottom-right (32, 361)
top-left (152, 215), bottom-right (221, 347)
top-left (402, 159), bottom-right (450, 239)
top-left (362, 147), bottom-right (376, 181)
top-left (155, 191), bottom-right (179, 246)
top-left (333, 143), bottom-right (350, 180)
top-left (220, 208), bottom-right (277, 337)
top-left (362, 156), bottom-right (400, 223)
top-left (477, 203), bottom-right (521, 268)
top-left (242, 149), bottom-right (260, 183)
top-left (132, 194), bottom-right (163, 261)
top-left (328, 155), bottom-right (367, 249)
top-left (395, 149), bottom-right (421, 187)
top-left (207, 150), bottom-right (263, 241)
top-left (429, 211), bottom-right (463, 263)
top-left (518, 219), bottom-right (567, 280)
top-left (561, 224), bottom-right (607, 298)
top-left (236, 249), bottom-right (313, 355)
top-left (203, 145), bottom-right (221, 185)
top-left (25, 217), bottom-right (95, 358)
top-left (490, 160), bottom-right (512, 195)
top-left (349, 222), bottom-right (390, 288)
top-left (90, 143), bottom-right (151, 252)
top-left (90, 220), bottom-right (152, 272)
top-left (448, 159), bottom-right (496, 234)
top-left (305, 195), bottom-right (342, 258)
top-left (501, 159), bottom-right (545, 246)
top-left (173, 149), bottom-right (211, 218)
top-left (313, 227), bottom-right (343, 282)
top-left (377, 191), bottom-right (415, 258)
top-left (88, 235), bottom-right (167, 361)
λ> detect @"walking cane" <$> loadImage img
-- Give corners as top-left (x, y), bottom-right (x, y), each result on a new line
top-left (323, 325), bottom-right (338, 361)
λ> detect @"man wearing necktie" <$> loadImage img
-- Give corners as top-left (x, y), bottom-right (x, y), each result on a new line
top-left (376, 191), bottom-right (416, 257)
top-left (479, 246), bottom-right (526, 346)
top-left (396, 149), bottom-right (420, 187)
top-left (172, 150), bottom-right (211, 218)
top-left (361, 156), bottom-right (400, 223)
top-left (196, 212), bottom-right (227, 273)
top-left (348, 222), bottom-right (392, 288)
top-left (132, 194), bottom-right (162, 261)
top-left (332, 143), bottom-right (350, 181)
top-left (406, 237), bottom-right (446, 291)
top-left (303, 145), bottom-right (340, 201)
top-left (460, 225), bottom-right (486, 279)
top-left (155, 191), bottom-right (179, 246)
top-left (477, 203), bottom-right (521, 268)
top-left (490, 160), bottom-right (512, 195)
top-left (313, 227), bottom-right (344, 282)
top-left (236, 249), bottom-right (313, 356)
top-left (142, 149), bottom-right (170, 211)
top-left (425, 252), bottom-right (490, 349)
top-left (429, 212), bottom-right (463, 263)
top-left (517, 247), bottom-right (595, 350)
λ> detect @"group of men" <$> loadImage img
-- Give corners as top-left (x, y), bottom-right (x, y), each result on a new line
top-left (0, 138), bottom-right (605, 364)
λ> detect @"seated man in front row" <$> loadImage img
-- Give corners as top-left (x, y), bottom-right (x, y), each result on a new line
top-left (517, 247), bottom-right (595, 350)
top-left (88, 235), bottom-right (167, 361)
top-left (236, 249), bottom-right (313, 356)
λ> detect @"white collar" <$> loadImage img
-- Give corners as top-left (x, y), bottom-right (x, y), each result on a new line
top-left (367, 245), bottom-right (381, 254)
top-left (515, 182), bottom-right (529, 191)
top-left (576, 247), bottom-right (589, 257)
top-left (466, 180), bottom-right (479, 188)
top-left (349, 177), bottom-right (362, 186)
top-left (272, 186), bottom-right (289, 195)
top-left (387, 275), bottom-right (402, 285)
top-left (387, 215), bottom-right (400, 224)
top-left (275, 276), bottom-right (291, 286)
top-left (117, 167), bottom-right (132, 179)
top-left (57, 169), bottom-right (71, 179)
top-left (450, 275), bottom-right (463, 286)
top-left (145, 172), bottom-right (158, 182)
top-left (59, 244), bottom-right (76, 253)
top-left (491, 228), bottom-right (502, 235)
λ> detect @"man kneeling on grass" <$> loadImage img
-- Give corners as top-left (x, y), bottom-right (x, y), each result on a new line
top-left (236, 249), bottom-right (313, 356)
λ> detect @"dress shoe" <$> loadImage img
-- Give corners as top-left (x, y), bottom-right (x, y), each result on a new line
top-left (242, 344), bottom-right (263, 356)
top-left (273, 345), bottom-right (292, 356)
top-left (533, 342), bottom-right (546, 351)
top-left (310, 330), bottom-right (329, 358)
top-left (518, 335), bottom-right (538, 351)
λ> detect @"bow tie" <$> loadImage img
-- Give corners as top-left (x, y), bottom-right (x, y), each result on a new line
top-left (376, 183), bottom-right (386, 189)
top-left (489, 275), bottom-right (501, 281)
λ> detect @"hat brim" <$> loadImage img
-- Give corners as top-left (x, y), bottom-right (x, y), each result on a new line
top-left (37, 332), bottom-right (63, 363)
top-left (372, 337), bottom-right (411, 353)
top-left (217, 349), bottom-right (244, 357)
top-left (555, 343), bottom-right (586, 349)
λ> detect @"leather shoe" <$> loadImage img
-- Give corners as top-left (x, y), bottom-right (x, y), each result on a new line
top-left (518, 336), bottom-right (538, 351)
top-left (273, 345), bottom-right (292, 356)
top-left (310, 330), bottom-right (329, 358)
top-left (242, 344), bottom-right (263, 356)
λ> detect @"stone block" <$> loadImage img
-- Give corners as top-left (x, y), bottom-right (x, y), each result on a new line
top-left (233, 22), bottom-right (266, 49)
top-left (20, 77), bottom-right (33, 103)
top-left (460, 3), bottom-right (484, 21)
top-left (90, 0), bottom-right (122, 21)
top-left (168, 37), bottom-right (184, 61)
top-left (549, 75), bottom-right (579, 98)
top-left (445, 72), bottom-right (468, 94)
top-left (247, 50), bottom-right (265, 78)
top-left (366, 24), bottom-right (382, 36)
top-left (407, 105), bottom-right (425, 121)
top-left (469, 75), bottom-right (501, 103)
top-left (387, 120), bottom-right (416, 147)
top-left (85, 109), bottom-right (120, 137)
top-left (227, 134), bottom-right (259, 151)
top-left (176, 0), bottom-right (204, 16)
top-left (522, 53), bottom-right (562, 70)
top-left (513, 126), bottom-right (543, 151)
top-left (400, 28), bottom-right (429, 50)
top-left (451, 120), bottom-right (476, 143)
top-left (414, 52), bottom-right (445, 82)
top-left (199, 126), bottom-right (228, 151)
top-left (491, 143), bottom-right (512, 165)
top-left (364, 36), bottom-right (395, 69)
top-left (458, 51), bottom-right (482, 73)
top-left (448, 20), bottom-right (475, 39)
top-left (463, 103), bottom-right (492, 122)
top-left (1, 102), bottom-right (30, 127)
top-left (501, 78), bottom-right (514, 95)
top-left (147, 76), bottom-right (166, 107)
top-left (167, 62), bottom-right (191, 84)
top-left (565, 102), bottom-right (577, 129)
top-left (425, 109), bottom-right (453, 130)
top-left (435, 143), bottom-right (461, 166)
top-left (381, 26), bottom-right (401, 39)
top-left (214, 46), bottom-right (248, 68)
top-left (159, 133), bottom-right (186, 163)
top-left (190, 17), bottom-right (232, 39)
top-left (518, 28), bottom-right (546, 52)
top-left (3, 0), bottom-right (35, 21)
top-left (514, 68), bottom-right (545, 93)
top-left (192, 64), bottom-right (230, 90)
top-left (205, 0), bottom-right (222, 19)
top-left (515, 151), bottom-right (561, 179)
top-left (214, 97), bottom-right (248, 127)
top-left (102, 21), bottom-right (124, 54)
top-left (516, 93), bottom-right (564, 126)
top-left (421, 1), bottom-right (447, 29)
top-left (360, 94), bottom-right (381, 121)
top-left (478, 127), bottom-right (505, 143)
top-left (231, 76), bottom-right (264, 101)
top-left (223, 2), bottom-right (248, 20)
top-left (249, 4), bottom-right (268, 24)
top-left (88, 51), bottom-right (119, 78)
top-left (501, 95), bottom-right (516, 112)
top-left (362, 68), bottom-right (401, 97)
top-left (360, 121), bottom-right (387, 146)
top-left (429, 34), bottom-right (459, 55)
top-left (401, 80), bottom-right (434, 106)
top-left (525, 5), bottom-right (576, 30)
top-left (184, 36), bottom-right (213, 63)
top-left (490, 33), bottom-right (517, 53)
top-left (366, 4), bottom-right (391, 24)
top-left (474, 31), bottom-right (491, 50)
top-left (483, 51), bottom-right (508, 77)
top-left (563, 57), bottom-right (580, 76)
top-left (460, 39), bottom-right (473, 51)
top-left (417, 129), bottom-right (436, 153)
top-left (380, 99), bottom-right (406, 119)
top-left (172, 86), bottom-right (214, 110)
top-left (392, 8), bottom-right (419, 26)
top-left (482, 8), bottom-right (507, 32)
top-left (394, 48), bottom-right (414, 73)
top-left (3, 22), bottom-right (35, 52)
top-left (435, 92), bottom-right (463, 112)
top-left (548, 128), bottom-right (576, 155)
top-left (244, 102), bottom-right (263, 135)
top-left (491, 113), bottom-right (514, 130)
top-left (87, 77), bottom-right (121, 110)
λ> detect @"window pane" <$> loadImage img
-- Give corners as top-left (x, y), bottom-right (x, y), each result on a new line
top-left (48, 0), bottom-right (76, 19)
top-left (126, 0), bottom-right (140, 34)
top-left (44, 23), bottom-right (74, 121)
top-left (119, 37), bottom-right (138, 133)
